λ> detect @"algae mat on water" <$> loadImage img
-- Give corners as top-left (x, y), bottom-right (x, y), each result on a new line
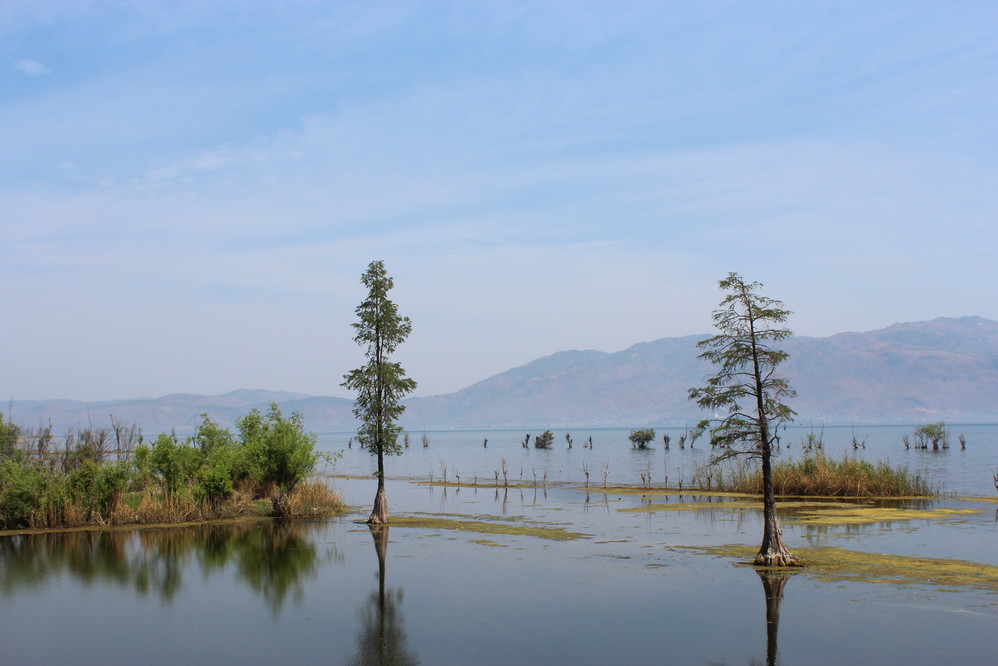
top-left (386, 514), bottom-right (589, 541)
top-left (621, 498), bottom-right (983, 526)
top-left (683, 544), bottom-right (998, 592)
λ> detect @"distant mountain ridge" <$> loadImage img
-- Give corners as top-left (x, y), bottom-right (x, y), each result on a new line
top-left (6, 389), bottom-right (356, 435)
top-left (8, 317), bottom-right (998, 432)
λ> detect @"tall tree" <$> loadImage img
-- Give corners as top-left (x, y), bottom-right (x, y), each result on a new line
top-left (342, 261), bottom-right (417, 524)
top-left (688, 273), bottom-right (802, 567)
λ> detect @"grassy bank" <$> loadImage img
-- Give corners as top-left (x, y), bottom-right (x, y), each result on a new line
top-left (694, 455), bottom-right (934, 497)
top-left (0, 408), bottom-right (343, 531)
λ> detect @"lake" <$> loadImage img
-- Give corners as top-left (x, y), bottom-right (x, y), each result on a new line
top-left (1, 423), bottom-right (996, 664)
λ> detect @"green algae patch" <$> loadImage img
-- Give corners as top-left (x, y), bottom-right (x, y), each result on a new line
top-left (387, 515), bottom-right (588, 541)
top-left (619, 497), bottom-right (983, 527)
top-left (471, 539), bottom-right (507, 547)
top-left (784, 505), bottom-right (982, 526)
top-left (958, 496), bottom-right (998, 504)
top-left (682, 544), bottom-right (998, 591)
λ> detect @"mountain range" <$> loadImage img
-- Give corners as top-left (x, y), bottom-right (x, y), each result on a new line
top-left (7, 316), bottom-right (998, 433)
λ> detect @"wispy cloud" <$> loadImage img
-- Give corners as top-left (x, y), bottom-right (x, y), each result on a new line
top-left (1, 2), bottom-right (997, 402)
top-left (12, 58), bottom-right (50, 76)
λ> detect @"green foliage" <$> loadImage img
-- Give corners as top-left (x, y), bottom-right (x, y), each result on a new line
top-left (69, 460), bottom-right (129, 520)
top-left (342, 260), bottom-right (417, 459)
top-left (0, 414), bottom-right (20, 462)
top-left (534, 430), bottom-right (555, 449)
top-left (0, 460), bottom-right (45, 528)
top-left (688, 272), bottom-right (797, 454)
top-left (629, 429), bottom-right (656, 449)
top-left (192, 413), bottom-right (236, 456)
top-left (0, 408), bottom-right (336, 528)
top-left (236, 404), bottom-right (319, 494)
top-left (913, 422), bottom-right (949, 449)
top-left (149, 433), bottom-right (201, 496)
top-left (132, 443), bottom-right (153, 486)
top-left (196, 462), bottom-right (234, 506)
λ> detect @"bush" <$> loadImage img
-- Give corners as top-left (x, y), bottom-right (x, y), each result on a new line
top-left (913, 422), bottom-right (949, 450)
top-left (0, 460), bottom-right (44, 528)
top-left (237, 404), bottom-right (320, 514)
top-left (534, 430), bottom-right (555, 449)
top-left (629, 429), bottom-right (656, 449)
top-left (0, 414), bottom-right (20, 462)
top-left (149, 434), bottom-right (201, 496)
top-left (70, 460), bottom-right (129, 522)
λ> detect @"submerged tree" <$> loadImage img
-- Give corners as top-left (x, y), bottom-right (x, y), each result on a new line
top-left (533, 430), bottom-right (555, 449)
top-left (342, 261), bottom-right (417, 524)
top-left (689, 273), bottom-right (802, 567)
top-left (628, 428), bottom-right (655, 449)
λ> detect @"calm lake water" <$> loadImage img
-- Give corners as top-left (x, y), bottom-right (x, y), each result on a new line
top-left (2, 423), bottom-right (996, 665)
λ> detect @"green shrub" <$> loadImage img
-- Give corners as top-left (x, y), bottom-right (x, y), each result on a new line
top-left (629, 429), bottom-right (656, 449)
top-left (237, 404), bottom-right (318, 492)
top-left (534, 430), bottom-right (555, 449)
top-left (70, 460), bottom-right (129, 521)
top-left (0, 460), bottom-right (44, 528)
top-left (149, 434), bottom-right (201, 496)
top-left (0, 414), bottom-right (20, 462)
top-left (237, 404), bottom-right (319, 514)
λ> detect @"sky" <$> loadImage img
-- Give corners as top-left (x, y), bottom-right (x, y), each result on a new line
top-left (2, 1), bottom-right (997, 403)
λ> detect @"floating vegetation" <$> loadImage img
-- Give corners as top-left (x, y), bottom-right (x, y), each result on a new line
top-left (685, 544), bottom-right (998, 592)
top-left (784, 505), bottom-right (981, 526)
top-left (620, 498), bottom-right (983, 526)
top-left (387, 514), bottom-right (588, 541)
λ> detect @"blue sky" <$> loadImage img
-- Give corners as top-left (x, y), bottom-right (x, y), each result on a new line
top-left (2, 1), bottom-right (996, 402)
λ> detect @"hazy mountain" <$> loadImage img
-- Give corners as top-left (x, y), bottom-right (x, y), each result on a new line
top-left (8, 317), bottom-right (998, 433)
top-left (402, 316), bottom-right (998, 427)
top-left (6, 389), bottom-right (354, 435)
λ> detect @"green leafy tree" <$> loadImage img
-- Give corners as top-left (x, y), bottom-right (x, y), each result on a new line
top-left (342, 260), bottom-right (418, 524)
top-left (628, 429), bottom-right (656, 449)
top-left (149, 433), bottom-right (201, 498)
top-left (533, 430), bottom-right (555, 449)
top-left (689, 273), bottom-right (801, 567)
top-left (236, 404), bottom-right (320, 515)
top-left (913, 422), bottom-right (948, 450)
top-left (0, 414), bottom-right (20, 462)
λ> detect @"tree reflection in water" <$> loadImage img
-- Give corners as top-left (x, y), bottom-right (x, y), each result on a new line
top-left (347, 525), bottom-right (420, 666)
top-left (757, 569), bottom-right (794, 666)
top-left (0, 520), bottom-right (335, 614)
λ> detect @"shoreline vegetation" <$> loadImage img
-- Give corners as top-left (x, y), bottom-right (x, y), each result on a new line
top-left (3, 407), bottom-right (938, 533)
top-left (0, 407), bottom-right (343, 531)
top-left (391, 452), bottom-right (935, 499)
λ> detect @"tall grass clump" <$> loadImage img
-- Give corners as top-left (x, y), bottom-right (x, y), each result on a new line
top-left (707, 455), bottom-right (933, 497)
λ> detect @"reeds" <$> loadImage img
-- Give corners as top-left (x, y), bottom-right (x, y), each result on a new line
top-left (702, 455), bottom-right (933, 497)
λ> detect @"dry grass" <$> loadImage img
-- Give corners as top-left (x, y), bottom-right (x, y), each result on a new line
top-left (282, 480), bottom-right (344, 517)
top-left (701, 455), bottom-right (934, 497)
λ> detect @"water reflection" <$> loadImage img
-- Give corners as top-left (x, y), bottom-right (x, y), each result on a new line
top-left (757, 569), bottom-right (794, 666)
top-left (0, 520), bottom-right (337, 614)
top-left (347, 526), bottom-right (420, 665)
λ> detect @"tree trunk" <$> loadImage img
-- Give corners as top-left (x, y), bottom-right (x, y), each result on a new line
top-left (754, 444), bottom-right (801, 567)
top-left (368, 473), bottom-right (389, 524)
top-left (749, 303), bottom-right (801, 568)
top-left (271, 489), bottom-right (290, 517)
